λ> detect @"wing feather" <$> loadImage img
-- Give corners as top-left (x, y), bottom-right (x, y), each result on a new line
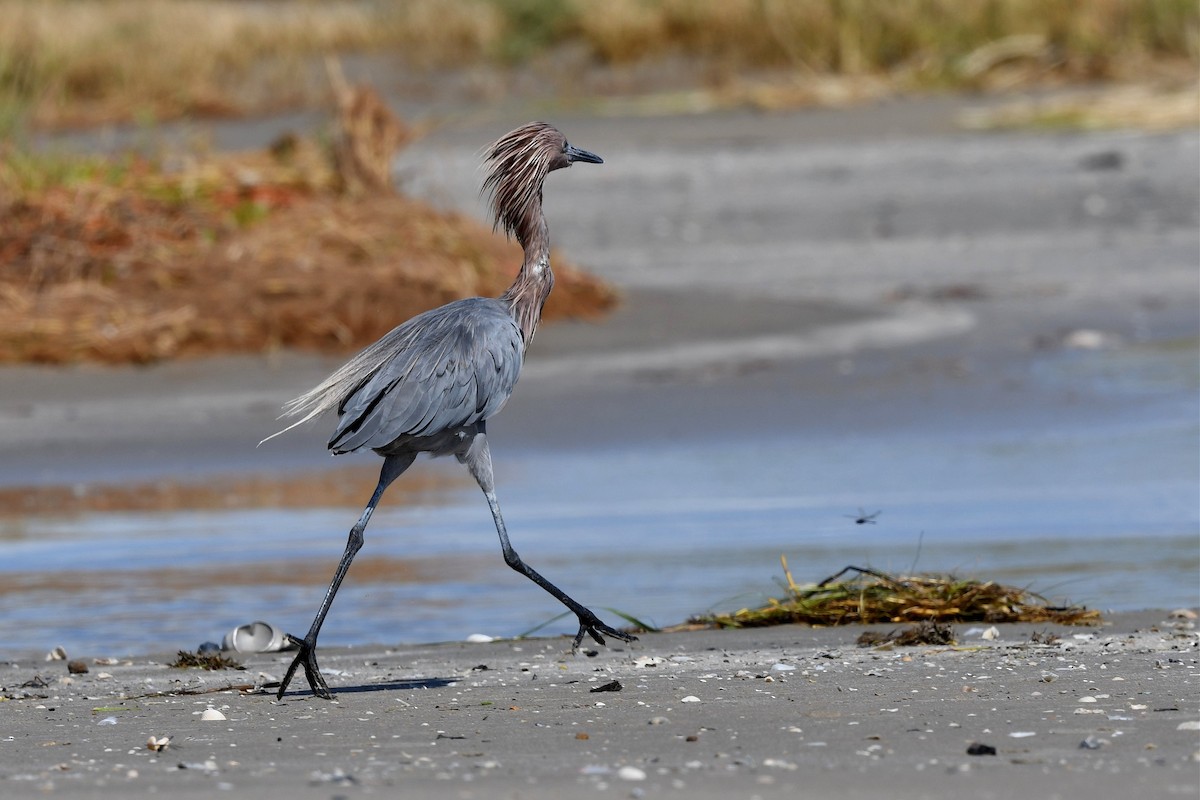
top-left (322, 297), bottom-right (524, 454)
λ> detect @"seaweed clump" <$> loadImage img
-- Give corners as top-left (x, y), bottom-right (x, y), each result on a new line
top-left (856, 620), bottom-right (958, 647)
top-left (170, 651), bottom-right (244, 671)
top-left (687, 560), bottom-right (1102, 630)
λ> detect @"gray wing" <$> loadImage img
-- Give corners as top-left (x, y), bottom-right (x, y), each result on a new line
top-left (328, 297), bottom-right (523, 454)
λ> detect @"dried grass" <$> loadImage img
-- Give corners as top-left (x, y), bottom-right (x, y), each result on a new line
top-left (595, 0), bottom-right (1199, 83)
top-left (684, 559), bottom-right (1102, 630)
top-left (0, 0), bottom-right (1195, 129)
top-left (0, 0), bottom-right (413, 128)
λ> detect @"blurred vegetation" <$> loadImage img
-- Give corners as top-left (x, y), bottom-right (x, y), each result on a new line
top-left (0, 115), bottom-right (615, 364)
top-left (958, 81), bottom-right (1199, 130)
top-left (0, 0), bottom-right (1195, 130)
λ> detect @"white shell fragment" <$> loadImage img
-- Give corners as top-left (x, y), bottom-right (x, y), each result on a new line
top-left (200, 708), bottom-right (227, 721)
top-left (771, 663), bottom-right (797, 672)
top-left (980, 627), bottom-right (1000, 641)
top-left (146, 735), bottom-right (171, 752)
top-left (680, 695), bottom-right (701, 703)
top-left (1176, 721), bottom-right (1200, 731)
top-left (466, 634), bottom-right (495, 643)
top-left (617, 766), bottom-right (647, 781)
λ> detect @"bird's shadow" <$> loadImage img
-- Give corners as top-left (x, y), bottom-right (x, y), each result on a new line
top-left (276, 676), bottom-right (459, 699)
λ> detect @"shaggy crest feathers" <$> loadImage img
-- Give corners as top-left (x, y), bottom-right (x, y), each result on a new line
top-left (481, 121), bottom-right (564, 243)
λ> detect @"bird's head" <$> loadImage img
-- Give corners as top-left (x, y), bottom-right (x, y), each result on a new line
top-left (482, 121), bottom-right (602, 240)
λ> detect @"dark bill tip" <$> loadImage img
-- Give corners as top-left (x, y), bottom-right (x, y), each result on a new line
top-left (565, 143), bottom-right (603, 164)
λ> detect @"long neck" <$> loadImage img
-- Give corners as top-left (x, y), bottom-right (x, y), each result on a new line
top-left (500, 189), bottom-right (553, 350)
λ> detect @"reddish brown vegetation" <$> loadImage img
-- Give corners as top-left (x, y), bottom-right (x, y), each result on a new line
top-left (0, 143), bottom-right (615, 365)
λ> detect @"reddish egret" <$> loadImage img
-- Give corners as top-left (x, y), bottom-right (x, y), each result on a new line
top-left (267, 122), bottom-right (634, 699)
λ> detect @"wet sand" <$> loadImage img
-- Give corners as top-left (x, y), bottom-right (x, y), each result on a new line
top-left (2, 612), bottom-right (1197, 799)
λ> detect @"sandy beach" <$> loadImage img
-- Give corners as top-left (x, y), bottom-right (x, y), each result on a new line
top-left (2, 612), bottom-right (1197, 799)
top-left (2, 94), bottom-right (1198, 797)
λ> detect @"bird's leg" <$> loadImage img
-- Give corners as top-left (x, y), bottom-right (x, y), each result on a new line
top-left (277, 452), bottom-right (415, 700)
top-left (459, 432), bottom-right (636, 651)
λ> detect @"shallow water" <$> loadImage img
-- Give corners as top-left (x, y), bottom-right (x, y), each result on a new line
top-left (0, 343), bottom-right (1196, 659)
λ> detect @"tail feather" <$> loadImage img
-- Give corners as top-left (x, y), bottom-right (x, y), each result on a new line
top-left (257, 339), bottom-right (396, 447)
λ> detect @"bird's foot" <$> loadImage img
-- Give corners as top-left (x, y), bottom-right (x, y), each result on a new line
top-left (571, 609), bottom-right (638, 652)
top-left (276, 634), bottom-right (333, 700)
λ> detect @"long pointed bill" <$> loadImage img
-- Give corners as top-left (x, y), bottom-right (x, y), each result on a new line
top-left (565, 144), bottom-right (603, 164)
